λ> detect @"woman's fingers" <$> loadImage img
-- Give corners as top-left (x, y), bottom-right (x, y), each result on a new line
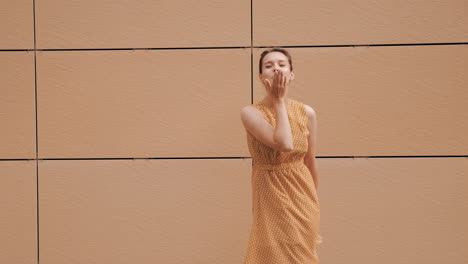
top-left (263, 78), bottom-right (271, 93)
top-left (279, 71), bottom-right (284, 97)
top-left (282, 72), bottom-right (286, 88)
top-left (266, 71), bottom-right (291, 98)
top-left (272, 72), bottom-right (278, 97)
top-left (273, 71), bottom-right (278, 87)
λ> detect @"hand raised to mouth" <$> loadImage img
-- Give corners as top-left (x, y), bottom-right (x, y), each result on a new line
top-left (262, 70), bottom-right (290, 101)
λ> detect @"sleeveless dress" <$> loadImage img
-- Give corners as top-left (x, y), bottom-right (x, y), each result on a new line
top-left (243, 99), bottom-right (323, 264)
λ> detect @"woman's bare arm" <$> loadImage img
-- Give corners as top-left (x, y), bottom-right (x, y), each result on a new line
top-left (240, 100), bottom-right (293, 152)
top-left (303, 104), bottom-right (319, 190)
top-left (271, 101), bottom-right (293, 150)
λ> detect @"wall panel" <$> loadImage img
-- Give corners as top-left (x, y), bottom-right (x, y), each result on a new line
top-left (254, 0), bottom-right (468, 46)
top-left (253, 45), bottom-right (468, 156)
top-left (39, 158), bottom-right (252, 264)
top-left (36, 0), bottom-right (250, 49)
top-left (0, 0), bottom-right (34, 49)
top-left (0, 52), bottom-right (36, 159)
top-left (0, 161), bottom-right (37, 264)
top-left (37, 49), bottom-right (251, 158)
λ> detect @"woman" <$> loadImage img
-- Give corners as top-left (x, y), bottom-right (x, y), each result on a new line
top-left (240, 48), bottom-right (323, 263)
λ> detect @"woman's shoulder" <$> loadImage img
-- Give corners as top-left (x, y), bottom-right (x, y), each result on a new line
top-left (240, 102), bottom-right (261, 112)
top-left (240, 102), bottom-right (263, 119)
top-left (297, 100), bottom-right (317, 119)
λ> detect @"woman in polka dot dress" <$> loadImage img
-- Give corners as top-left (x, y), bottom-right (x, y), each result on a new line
top-left (240, 48), bottom-right (323, 264)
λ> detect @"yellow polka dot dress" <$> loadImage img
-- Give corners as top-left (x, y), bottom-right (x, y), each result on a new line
top-left (243, 99), bottom-right (323, 264)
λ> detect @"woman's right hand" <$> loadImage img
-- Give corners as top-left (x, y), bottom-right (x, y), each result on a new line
top-left (262, 70), bottom-right (289, 103)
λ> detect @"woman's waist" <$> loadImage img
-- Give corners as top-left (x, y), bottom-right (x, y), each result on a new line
top-left (253, 159), bottom-right (306, 171)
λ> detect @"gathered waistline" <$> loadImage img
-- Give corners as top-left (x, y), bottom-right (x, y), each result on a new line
top-left (253, 159), bottom-right (305, 171)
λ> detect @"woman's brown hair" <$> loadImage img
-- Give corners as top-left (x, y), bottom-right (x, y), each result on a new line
top-left (258, 48), bottom-right (293, 74)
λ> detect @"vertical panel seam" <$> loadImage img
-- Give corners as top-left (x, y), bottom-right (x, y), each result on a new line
top-left (32, 0), bottom-right (40, 262)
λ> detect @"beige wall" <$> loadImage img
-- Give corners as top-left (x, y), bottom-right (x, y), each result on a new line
top-left (1, 0), bottom-right (467, 263)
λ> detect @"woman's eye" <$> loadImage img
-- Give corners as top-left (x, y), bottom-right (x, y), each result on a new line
top-left (265, 66), bottom-right (271, 68)
top-left (280, 65), bottom-right (285, 67)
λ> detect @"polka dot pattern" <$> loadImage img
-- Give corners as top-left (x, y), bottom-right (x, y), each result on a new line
top-left (243, 99), bottom-right (323, 264)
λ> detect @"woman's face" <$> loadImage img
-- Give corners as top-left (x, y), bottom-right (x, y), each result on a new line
top-left (259, 51), bottom-right (294, 85)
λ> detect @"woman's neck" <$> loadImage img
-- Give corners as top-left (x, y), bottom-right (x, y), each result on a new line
top-left (261, 96), bottom-right (292, 108)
